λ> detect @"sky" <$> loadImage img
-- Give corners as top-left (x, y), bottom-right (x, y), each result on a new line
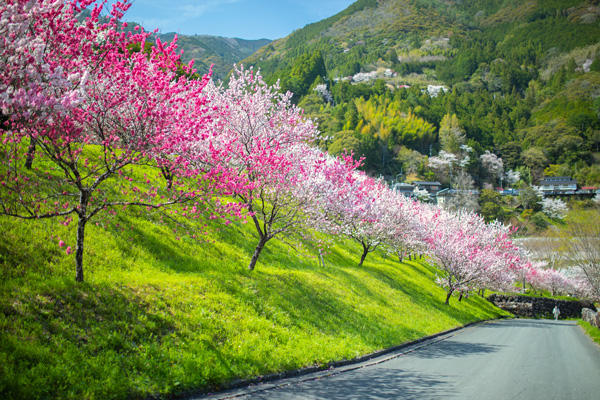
top-left (125, 0), bottom-right (356, 40)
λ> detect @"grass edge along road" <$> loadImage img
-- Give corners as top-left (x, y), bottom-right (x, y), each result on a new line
top-left (0, 208), bottom-right (509, 400)
top-left (579, 320), bottom-right (600, 345)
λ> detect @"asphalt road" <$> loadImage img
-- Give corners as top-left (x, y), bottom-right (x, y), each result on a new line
top-left (203, 319), bottom-right (600, 400)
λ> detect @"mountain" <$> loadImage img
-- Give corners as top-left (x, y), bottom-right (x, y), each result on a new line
top-left (158, 33), bottom-right (271, 80)
top-left (245, 0), bottom-right (600, 87)
top-left (245, 0), bottom-right (458, 81)
top-left (77, 10), bottom-right (271, 80)
top-left (242, 0), bottom-right (600, 189)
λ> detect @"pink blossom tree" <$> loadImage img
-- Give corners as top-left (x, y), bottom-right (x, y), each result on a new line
top-left (316, 172), bottom-right (392, 267)
top-left (202, 66), bottom-right (323, 270)
top-left (378, 190), bottom-right (427, 263)
top-left (419, 208), bottom-right (521, 304)
top-left (0, 0), bottom-right (102, 168)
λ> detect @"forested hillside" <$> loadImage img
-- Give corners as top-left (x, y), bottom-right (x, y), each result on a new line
top-left (157, 33), bottom-right (270, 80)
top-left (244, 0), bottom-right (600, 188)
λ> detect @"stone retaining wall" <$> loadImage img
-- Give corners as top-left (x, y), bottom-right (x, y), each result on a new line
top-left (582, 308), bottom-right (600, 328)
top-left (487, 294), bottom-right (596, 319)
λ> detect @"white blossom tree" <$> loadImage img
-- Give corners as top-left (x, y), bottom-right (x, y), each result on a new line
top-left (413, 187), bottom-right (431, 202)
top-left (480, 151), bottom-right (504, 186)
top-left (541, 198), bottom-right (568, 219)
top-left (505, 169), bottom-right (521, 186)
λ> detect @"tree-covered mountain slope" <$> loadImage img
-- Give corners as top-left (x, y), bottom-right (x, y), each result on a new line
top-left (158, 33), bottom-right (270, 80)
top-left (243, 0), bottom-right (600, 188)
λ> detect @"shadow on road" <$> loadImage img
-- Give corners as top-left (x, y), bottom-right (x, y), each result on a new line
top-left (246, 367), bottom-right (455, 400)
top-left (410, 339), bottom-right (502, 359)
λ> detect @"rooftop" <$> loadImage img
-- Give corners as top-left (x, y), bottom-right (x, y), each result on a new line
top-left (539, 176), bottom-right (576, 184)
top-left (412, 181), bottom-right (442, 186)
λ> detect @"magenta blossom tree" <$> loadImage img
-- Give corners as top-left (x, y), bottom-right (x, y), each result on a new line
top-left (0, 0), bottom-right (217, 281)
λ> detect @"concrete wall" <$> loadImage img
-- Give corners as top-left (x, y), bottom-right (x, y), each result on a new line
top-left (487, 294), bottom-right (596, 319)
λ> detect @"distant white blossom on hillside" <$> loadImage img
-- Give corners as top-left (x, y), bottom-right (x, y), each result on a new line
top-left (480, 151), bottom-right (504, 179)
top-left (413, 187), bottom-right (431, 202)
top-left (426, 85), bottom-right (448, 97)
top-left (541, 198), bottom-right (568, 219)
top-left (505, 169), bottom-right (521, 186)
top-left (313, 84), bottom-right (333, 104)
top-left (352, 71), bottom-right (378, 83)
top-left (428, 150), bottom-right (457, 172)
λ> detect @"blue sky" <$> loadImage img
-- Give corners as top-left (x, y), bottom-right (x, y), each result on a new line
top-left (126, 0), bottom-right (356, 39)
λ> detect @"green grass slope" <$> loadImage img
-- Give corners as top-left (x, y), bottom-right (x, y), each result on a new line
top-left (0, 189), bottom-right (508, 400)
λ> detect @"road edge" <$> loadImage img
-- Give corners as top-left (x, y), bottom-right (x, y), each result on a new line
top-left (180, 315), bottom-right (511, 400)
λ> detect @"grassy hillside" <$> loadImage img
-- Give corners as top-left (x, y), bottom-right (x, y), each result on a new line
top-left (0, 179), bottom-right (508, 399)
top-left (579, 320), bottom-right (600, 345)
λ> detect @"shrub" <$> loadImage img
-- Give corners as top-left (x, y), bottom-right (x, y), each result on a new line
top-left (531, 212), bottom-right (549, 229)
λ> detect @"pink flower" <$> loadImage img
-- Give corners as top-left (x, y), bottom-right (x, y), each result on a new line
top-left (66, 246), bottom-right (72, 255)
top-left (58, 240), bottom-right (65, 247)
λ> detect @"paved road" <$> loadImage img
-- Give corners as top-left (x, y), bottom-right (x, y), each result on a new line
top-left (203, 319), bottom-right (600, 400)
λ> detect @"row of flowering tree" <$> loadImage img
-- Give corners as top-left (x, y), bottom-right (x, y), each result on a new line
top-left (1, 0), bottom-right (592, 304)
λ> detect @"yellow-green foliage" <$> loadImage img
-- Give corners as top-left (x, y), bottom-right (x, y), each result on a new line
top-left (353, 95), bottom-right (436, 146)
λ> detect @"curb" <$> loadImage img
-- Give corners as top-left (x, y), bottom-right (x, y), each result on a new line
top-left (179, 316), bottom-right (510, 400)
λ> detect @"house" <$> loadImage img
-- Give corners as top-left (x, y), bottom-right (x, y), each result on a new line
top-left (499, 188), bottom-right (520, 196)
top-left (392, 182), bottom-right (415, 197)
top-left (436, 188), bottom-right (480, 206)
top-left (412, 181), bottom-right (442, 196)
top-left (574, 186), bottom-right (599, 198)
top-left (538, 176), bottom-right (577, 196)
top-left (425, 85), bottom-right (449, 97)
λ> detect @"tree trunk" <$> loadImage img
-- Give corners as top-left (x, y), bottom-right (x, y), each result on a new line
top-left (24, 139), bottom-right (35, 169)
top-left (458, 292), bottom-right (463, 302)
top-left (318, 249), bottom-right (325, 268)
top-left (75, 215), bottom-right (87, 282)
top-left (445, 289), bottom-right (454, 305)
top-left (397, 251), bottom-right (403, 263)
top-left (248, 236), bottom-right (268, 271)
top-left (75, 190), bottom-right (90, 282)
top-left (408, 254), bottom-right (412, 261)
top-left (358, 243), bottom-right (370, 267)
top-left (161, 166), bottom-right (173, 190)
